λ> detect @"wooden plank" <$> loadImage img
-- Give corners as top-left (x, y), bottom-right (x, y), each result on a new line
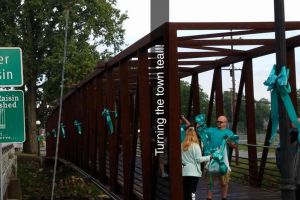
top-left (97, 76), bottom-right (108, 181)
top-left (138, 49), bottom-right (153, 200)
top-left (192, 73), bottom-right (200, 116)
top-left (107, 69), bottom-right (119, 192)
top-left (174, 21), bottom-right (300, 30)
top-left (120, 60), bottom-right (134, 199)
top-left (214, 68), bottom-right (224, 117)
top-left (164, 23), bottom-right (183, 200)
top-left (83, 84), bottom-right (90, 171)
top-left (90, 79), bottom-right (97, 176)
top-left (244, 59), bottom-right (259, 186)
top-left (287, 48), bottom-right (297, 113)
top-left (79, 88), bottom-right (85, 169)
top-left (178, 39), bottom-right (274, 47)
top-left (177, 29), bottom-right (266, 41)
top-left (207, 74), bottom-right (215, 126)
top-left (73, 90), bottom-right (80, 166)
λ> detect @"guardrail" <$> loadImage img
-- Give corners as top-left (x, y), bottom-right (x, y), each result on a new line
top-left (231, 143), bottom-right (280, 190)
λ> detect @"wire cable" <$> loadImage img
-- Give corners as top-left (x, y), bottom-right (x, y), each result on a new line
top-left (50, 8), bottom-right (69, 200)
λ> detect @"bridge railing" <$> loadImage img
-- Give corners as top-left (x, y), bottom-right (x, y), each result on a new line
top-left (231, 143), bottom-right (280, 190)
top-left (1, 144), bottom-right (17, 199)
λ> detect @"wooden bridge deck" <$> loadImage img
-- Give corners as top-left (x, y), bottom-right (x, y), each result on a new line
top-left (195, 180), bottom-right (280, 200)
top-left (153, 174), bottom-right (280, 200)
top-left (105, 150), bottom-right (281, 200)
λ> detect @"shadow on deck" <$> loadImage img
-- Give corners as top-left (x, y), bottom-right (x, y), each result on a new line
top-left (113, 151), bottom-right (280, 200)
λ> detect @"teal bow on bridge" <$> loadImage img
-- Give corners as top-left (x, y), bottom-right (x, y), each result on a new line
top-left (74, 120), bottom-right (82, 135)
top-left (52, 129), bottom-right (56, 138)
top-left (264, 65), bottom-right (300, 143)
top-left (60, 123), bottom-right (66, 139)
top-left (101, 108), bottom-right (116, 135)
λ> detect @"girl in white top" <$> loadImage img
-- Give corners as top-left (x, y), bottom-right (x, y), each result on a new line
top-left (182, 127), bottom-right (211, 200)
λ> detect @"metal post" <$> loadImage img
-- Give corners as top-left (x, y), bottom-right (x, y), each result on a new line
top-left (230, 30), bottom-right (236, 122)
top-left (274, 0), bottom-right (296, 199)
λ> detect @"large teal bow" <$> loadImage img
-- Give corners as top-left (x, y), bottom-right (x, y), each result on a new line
top-left (101, 108), bottom-right (114, 135)
top-left (195, 114), bottom-right (209, 151)
top-left (52, 129), bottom-right (57, 138)
top-left (60, 123), bottom-right (66, 139)
top-left (264, 65), bottom-right (300, 143)
top-left (74, 120), bottom-right (82, 135)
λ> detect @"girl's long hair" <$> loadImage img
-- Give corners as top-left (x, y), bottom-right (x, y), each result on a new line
top-left (182, 127), bottom-right (199, 151)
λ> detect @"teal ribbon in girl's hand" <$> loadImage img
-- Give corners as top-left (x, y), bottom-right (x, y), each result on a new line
top-left (102, 108), bottom-right (114, 134)
top-left (74, 120), bottom-right (82, 135)
top-left (264, 65), bottom-right (300, 143)
top-left (195, 114), bottom-right (209, 151)
top-left (60, 123), bottom-right (66, 139)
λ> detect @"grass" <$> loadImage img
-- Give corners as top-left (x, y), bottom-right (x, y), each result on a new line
top-left (238, 144), bottom-right (276, 153)
top-left (17, 153), bottom-right (110, 200)
top-left (230, 157), bottom-right (280, 190)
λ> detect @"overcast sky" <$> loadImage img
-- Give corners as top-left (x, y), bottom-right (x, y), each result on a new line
top-left (116, 0), bottom-right (300, 100)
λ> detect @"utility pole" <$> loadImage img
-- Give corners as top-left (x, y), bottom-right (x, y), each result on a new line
top-left (274, 0), bottom-right (296, 199)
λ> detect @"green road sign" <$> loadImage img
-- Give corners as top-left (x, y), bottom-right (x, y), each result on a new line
top-left (0, 90), bottom-right (25, 143)
top-left (0, 47), bottom-right (23, 87)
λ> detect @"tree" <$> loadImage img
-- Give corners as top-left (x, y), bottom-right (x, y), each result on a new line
top-left (223, 90), bottom-right (246, 132)
top-left (180, 80), bottom-right (209, 119)
top-left (222, 91), bottom-right (270, 134)
top-left (0, 0), bottom-right (127, 153)
top-left (255, 98), bottom-right (270, 133)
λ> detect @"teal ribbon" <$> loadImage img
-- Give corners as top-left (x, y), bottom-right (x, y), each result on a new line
top-left (209, 139), bottom-right (227, 190)
top-left (37, 135), bottom-right (44, 142)
top-left (226, 135), bottom-right (239, 144)
top-left (52, 129), bottom-right (56, 138)
top-left (60, 123), bottom-right (66, 139)
top-left (101, 108), bottom-right (114, 134)
top-left (264, 65), bottom-right (300, 143)
top-left (195, 114), bottom-right (209, 150)
top-left (74, 120), bottom-right (82, 135)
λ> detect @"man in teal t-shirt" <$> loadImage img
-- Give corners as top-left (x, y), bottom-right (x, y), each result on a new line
top-left (204, 115), bottom-right (238, 200)
top-left (205, 127), bottom-right (235, 155)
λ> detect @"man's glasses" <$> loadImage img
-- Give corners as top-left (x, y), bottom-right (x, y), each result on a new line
top-left (217, 121), bottom-right (226, 124)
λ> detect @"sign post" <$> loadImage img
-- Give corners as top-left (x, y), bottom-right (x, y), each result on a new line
top-left (0, 47), bottom-right (24, 200)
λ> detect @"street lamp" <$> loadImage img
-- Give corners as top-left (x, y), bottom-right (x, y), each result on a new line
top-left (36, 120), bottom-right (41, 156)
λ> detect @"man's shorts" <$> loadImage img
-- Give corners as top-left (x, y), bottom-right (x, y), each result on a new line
top-left (204, 170), bottom-right (231, 185)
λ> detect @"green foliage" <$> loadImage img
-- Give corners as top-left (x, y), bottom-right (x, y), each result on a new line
top-left (255, 98), bottom-right (270, 133)
top-left (223, 90), bottom-right (246, 132)
top-left (180, 80), bottom-right (209, 117)
top-left (1, 0), bottom-right (127, 103)
top-left (223, 91), bottom-right (270, 134)
top-left (17, 154), bottom-right (108, 199)
top-left (0, 0), bottom-right (127, 152)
